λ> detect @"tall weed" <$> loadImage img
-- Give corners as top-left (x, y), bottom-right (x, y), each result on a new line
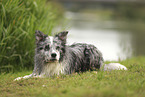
top-left (0, 0), bottom-right (64, 72)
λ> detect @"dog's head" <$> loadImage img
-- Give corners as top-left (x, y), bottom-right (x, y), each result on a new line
top-left (35, 30), bottom-right (68, 63)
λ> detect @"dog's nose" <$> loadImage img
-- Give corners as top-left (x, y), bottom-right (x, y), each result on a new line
top-left (51, 53), bottom-right (57, 58)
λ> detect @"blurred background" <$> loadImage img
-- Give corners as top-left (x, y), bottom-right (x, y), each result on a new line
top-left (1, 0), bottom-right (145, 72)
top-left (54, 0), bottom-right (145, 61)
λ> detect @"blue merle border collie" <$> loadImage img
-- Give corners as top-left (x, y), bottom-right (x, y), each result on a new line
top-left (14, 30), bottom-right (127, 81)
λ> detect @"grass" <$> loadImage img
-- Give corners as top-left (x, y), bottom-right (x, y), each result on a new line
top-left (0, 0), bottom-right (64, 72)
top-left (0, 56), bottom-right (145, 97)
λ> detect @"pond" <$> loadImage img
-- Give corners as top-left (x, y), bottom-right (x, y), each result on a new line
top-left (56, 2), bottom-right (145, 61)
top-left (64, 11), bottom-right (132, 61)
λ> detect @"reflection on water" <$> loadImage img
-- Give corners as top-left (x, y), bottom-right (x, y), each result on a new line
top-left (65, 11), bottom-right (132, 61)
top-left (67, 28), bottom-right (132, 61)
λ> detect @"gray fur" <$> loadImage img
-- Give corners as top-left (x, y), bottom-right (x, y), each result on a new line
top-left (14, 30), bottom-right (104, 80)
top-left (64, 43), bottom-right (104, 74)
top-left (33, 30), bottom-right (104, 76)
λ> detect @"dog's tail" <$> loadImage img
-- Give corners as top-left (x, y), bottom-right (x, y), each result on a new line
top-left (101, 63), bottom-right (127, 71)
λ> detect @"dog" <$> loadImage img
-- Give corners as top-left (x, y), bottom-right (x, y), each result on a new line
top-left (14, 30), bottom-right (127, 81)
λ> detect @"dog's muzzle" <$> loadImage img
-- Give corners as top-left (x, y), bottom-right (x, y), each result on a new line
top-left (45, 53), bottom-right (58, 63)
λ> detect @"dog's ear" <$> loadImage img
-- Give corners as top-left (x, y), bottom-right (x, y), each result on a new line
top-left (35, 30), bottom-right (47, 43)
top-left (56, 31), bottom-right (68, 41)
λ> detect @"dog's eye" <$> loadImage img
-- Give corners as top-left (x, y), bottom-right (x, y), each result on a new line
top-left (56, 46), bottom-right (60, 50)
top-left (45, 45), bottom-right (50, 50)
top-left (39, 47), bottom-right (43, 50)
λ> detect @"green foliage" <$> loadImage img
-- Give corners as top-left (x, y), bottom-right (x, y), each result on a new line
top-left (0, 56), bottom-right (145, 97)
top-left (114, 3), bottom-right (145, 21)
top-left (0, 0), bottom-right (64, 72)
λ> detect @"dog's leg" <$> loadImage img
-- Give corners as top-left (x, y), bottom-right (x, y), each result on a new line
top-left (14, 73), bottom-right (44, 81)
top-left (14, 74), bottom-right (33, 81)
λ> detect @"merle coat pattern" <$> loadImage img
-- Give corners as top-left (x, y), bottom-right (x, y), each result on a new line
top-left (14, 30), bottom-right (104, 80)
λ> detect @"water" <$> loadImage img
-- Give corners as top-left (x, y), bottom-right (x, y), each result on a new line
top-left (64, 11), bottom-right (132, 61)
top-left (55, 2), bottom-right (145, 61)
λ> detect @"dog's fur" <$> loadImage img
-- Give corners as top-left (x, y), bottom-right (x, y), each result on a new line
top-left (14, 30), bottom-right (127, 81)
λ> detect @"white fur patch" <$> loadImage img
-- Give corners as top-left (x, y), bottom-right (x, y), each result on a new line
top-left (103, 63), bottom-right (127, 71)
top-left (14, 74), bottom-right (33, 81)
top-left (55, 51), bottom-right (60, 61)
top-left (49, 36), bottom-right (60, 61)
top-left (41, 62), bottom-right (65, 77)
top-left (49, 36), bottom-right (53, 45)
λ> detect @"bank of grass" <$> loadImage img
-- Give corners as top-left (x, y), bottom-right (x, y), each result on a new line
top-left (0, 56), bottom-right (145, 97)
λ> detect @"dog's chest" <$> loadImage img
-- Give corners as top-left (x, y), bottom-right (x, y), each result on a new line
top-left (41, 62), bottom-right (65, 76)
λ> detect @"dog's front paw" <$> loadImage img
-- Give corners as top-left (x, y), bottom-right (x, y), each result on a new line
top-left (14, 77), bottom-right (23, 81)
